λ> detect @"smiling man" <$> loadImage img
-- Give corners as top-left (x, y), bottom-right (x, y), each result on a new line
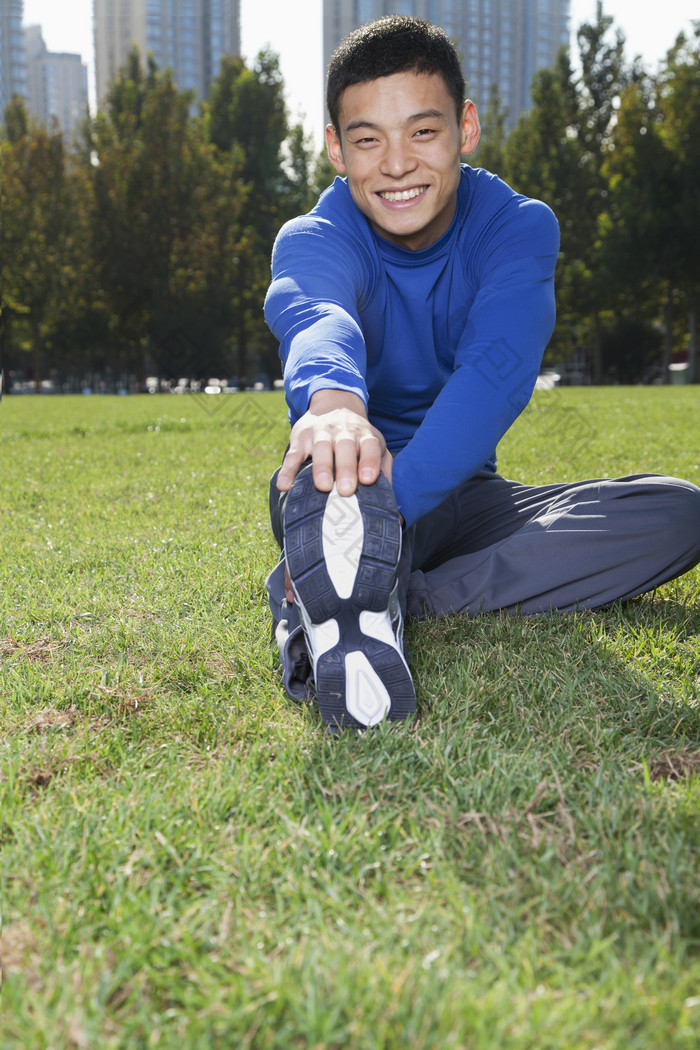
top-left (263, 16), bottom-right (700, 732)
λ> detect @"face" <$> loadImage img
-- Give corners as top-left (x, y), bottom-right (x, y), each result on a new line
top-left (326, 71), bottom-right (480, 252)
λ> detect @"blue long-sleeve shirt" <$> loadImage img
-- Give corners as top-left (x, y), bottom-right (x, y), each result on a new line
top-left (264, 165), bottom-right (560, 528)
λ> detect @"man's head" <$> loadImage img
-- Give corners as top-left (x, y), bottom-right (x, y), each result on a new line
top-left (324, 17), bottom-right (479, 253)
top-left (326, 16), bottom-right (466, 134)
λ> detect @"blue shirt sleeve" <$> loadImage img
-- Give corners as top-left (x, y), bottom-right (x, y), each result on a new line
top-left (264, 206), bottom-right (374, 421)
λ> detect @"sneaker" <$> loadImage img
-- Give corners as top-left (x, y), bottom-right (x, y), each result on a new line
top-left (283, 464), bottom-right (416, 729)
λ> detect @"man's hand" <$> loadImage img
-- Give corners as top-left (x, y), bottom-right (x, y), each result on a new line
top-left (276, 389), bottom-right (393, 496)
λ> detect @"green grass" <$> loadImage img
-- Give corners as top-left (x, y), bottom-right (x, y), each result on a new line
top-left (1, 387), bottom-right (699, 1049)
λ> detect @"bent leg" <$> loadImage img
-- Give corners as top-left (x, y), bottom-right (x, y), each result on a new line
top-left (406, 474), bottom-right (700, 618)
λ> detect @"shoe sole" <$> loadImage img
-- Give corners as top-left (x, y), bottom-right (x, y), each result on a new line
top-left (283, 466), bottom-right (416, 729)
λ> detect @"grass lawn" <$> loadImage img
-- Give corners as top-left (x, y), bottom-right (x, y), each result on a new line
top-left (1, 386), bottom-right (699, 1049)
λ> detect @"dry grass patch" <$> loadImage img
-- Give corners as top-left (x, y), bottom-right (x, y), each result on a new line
top-left (0, 921), bottom-right (44, 991)
top-left (644, 748), bottom-right (700, 782)
top-left (1, 634), bottom-right (70, 662)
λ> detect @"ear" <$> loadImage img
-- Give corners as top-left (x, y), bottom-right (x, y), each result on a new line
top-left (325, 124), bottom-right (347, 174)
top-left (459, 101), bottom-right (481, 156)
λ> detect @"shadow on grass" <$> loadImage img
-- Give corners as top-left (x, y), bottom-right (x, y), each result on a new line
top-left (404, 594), bottom-right (699, 758)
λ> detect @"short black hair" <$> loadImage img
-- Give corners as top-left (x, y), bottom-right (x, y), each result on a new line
top-left (326, 16), bottom-right (466, 133)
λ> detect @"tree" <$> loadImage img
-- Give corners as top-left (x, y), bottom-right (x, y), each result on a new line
top-left (203, 50), bottom-right (320, 381)
top-left (600, 74), bottom-right (675, 372)
top-left (502, 3), bottom-right (636, 379)
top-left (472, 84), bottom-right (508, 175)
top-left (0, 98), bottom-right (78, 390)
top-left (503, 49), bottom-right (588, 361)
top-left (88, 51), bottom-right (240, 382)
top-left (602, 25), bottom-right (700, 381)
top-left (576, 2), bottom-right (629, 157)
top-left (658, 27), bottom-right (700, 380)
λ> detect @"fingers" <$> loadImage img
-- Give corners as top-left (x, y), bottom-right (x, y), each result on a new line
top-left (276, 434), bottom-right (318, 492)
top-left (276, 416), bottom-right (339, 492)
top-left (309, 431), bottom-right (336, 492)
top-left (356, 432), bottom-right (383, 488)
top-left (275, 406), bottom-right (389, 495)
top-left (379, 447), bottom-right (394, 485)
top-left (333, 433), bottom-right (368, 495)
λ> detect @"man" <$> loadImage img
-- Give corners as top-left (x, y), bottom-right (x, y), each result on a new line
top-left (264, 16), bottom-right (700, 731)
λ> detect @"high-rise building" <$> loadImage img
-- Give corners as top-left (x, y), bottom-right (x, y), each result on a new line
top-left (0, 0), bottom-right (28, 116)
top-left (94, 0), bottom-right (241, 109)
top-left (25, 26), bottom-right (89, 145)
top-left (322, 0), bottom-right (570, 132)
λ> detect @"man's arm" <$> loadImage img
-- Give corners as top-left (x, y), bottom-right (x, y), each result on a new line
top-left (390, 197), bottom-right (560, 528)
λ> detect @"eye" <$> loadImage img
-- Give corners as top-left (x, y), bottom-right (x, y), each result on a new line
top-left (415, 127), bottom-right (436, 137)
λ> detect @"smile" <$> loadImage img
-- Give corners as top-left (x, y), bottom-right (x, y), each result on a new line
top-left (377, 186), bottom-right (427, 202)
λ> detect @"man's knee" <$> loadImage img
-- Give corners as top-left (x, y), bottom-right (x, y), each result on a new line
top-left (664, 477), bottom-right (700, 553)
top-left (625, 475), bottom-right (700, 571)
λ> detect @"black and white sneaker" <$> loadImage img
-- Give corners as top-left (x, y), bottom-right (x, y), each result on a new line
top-left (283, 464), bottom-right (416, 730)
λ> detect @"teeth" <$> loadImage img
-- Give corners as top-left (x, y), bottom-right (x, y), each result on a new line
top-left (379, 186), bottom-right (426, 202)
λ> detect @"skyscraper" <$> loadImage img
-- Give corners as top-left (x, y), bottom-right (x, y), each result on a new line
top-left (94, 0), bottom-right (241, 109)
top-left (322, 0), bottom-right (570, 131)
top-left (0, 0), bottom-right (28, 116)
top-left (25, 25), bottom-right (89, 145)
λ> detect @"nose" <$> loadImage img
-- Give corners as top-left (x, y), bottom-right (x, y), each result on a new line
top-left (380, 138), bottom-right (418, 179)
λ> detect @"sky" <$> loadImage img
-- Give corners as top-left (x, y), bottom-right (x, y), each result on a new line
top-left (22, 0), bottom-right (699, 150)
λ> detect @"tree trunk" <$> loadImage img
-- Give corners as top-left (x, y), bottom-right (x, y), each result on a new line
top-left (662, 287), bottom-right (674, 383)
top-left (0, 312), bottom-right (10, 395)
top-left (688, 300), bottom-right (697, 384)
top-left (31, 319), bottom-right (43, 394)
top-left (592, 312), bottom-right (603, 384)
top-left (237, 319), bottom-right (248, 386)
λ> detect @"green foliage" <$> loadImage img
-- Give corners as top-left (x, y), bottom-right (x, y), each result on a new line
top-left (576, 0), bottom-right (628, 153)
top-left (201, 50), bottom-right (322, 381)
top-left (2, 11), bottom-right (700, 387)
top-left (309, 143), bottom-right (338, 202)
top-left (89, 52), bottom-right (232, 375)
top-left (0, 99), bottom-right (85, 389)
top-left (659, 30), bottom-right (700, 295)
top-left (2, 94), bottom-right (29, 142)
top-left (497, 6), bottom-right (700, 382)
top-left (600, 24), bottom-right (700, 380)
top-left (207, 50), bottom-right (287, 192)
top-left (503, 49), bottom-right (596, 363)
top-left (1, 389), bottom-right (699, 1047)
top-left (472, 84), bottom-right (508, 175)
top-left (2, 48), bottom-right (323, 388)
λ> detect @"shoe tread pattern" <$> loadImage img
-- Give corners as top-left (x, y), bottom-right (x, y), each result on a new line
top-left (284, 466), bottom-right (415, 728)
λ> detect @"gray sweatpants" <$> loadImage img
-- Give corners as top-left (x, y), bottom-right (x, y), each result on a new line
top-left (266, 470), bottom-right (700, 695)
top-left (401, 470), bottom-right (700, 617)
